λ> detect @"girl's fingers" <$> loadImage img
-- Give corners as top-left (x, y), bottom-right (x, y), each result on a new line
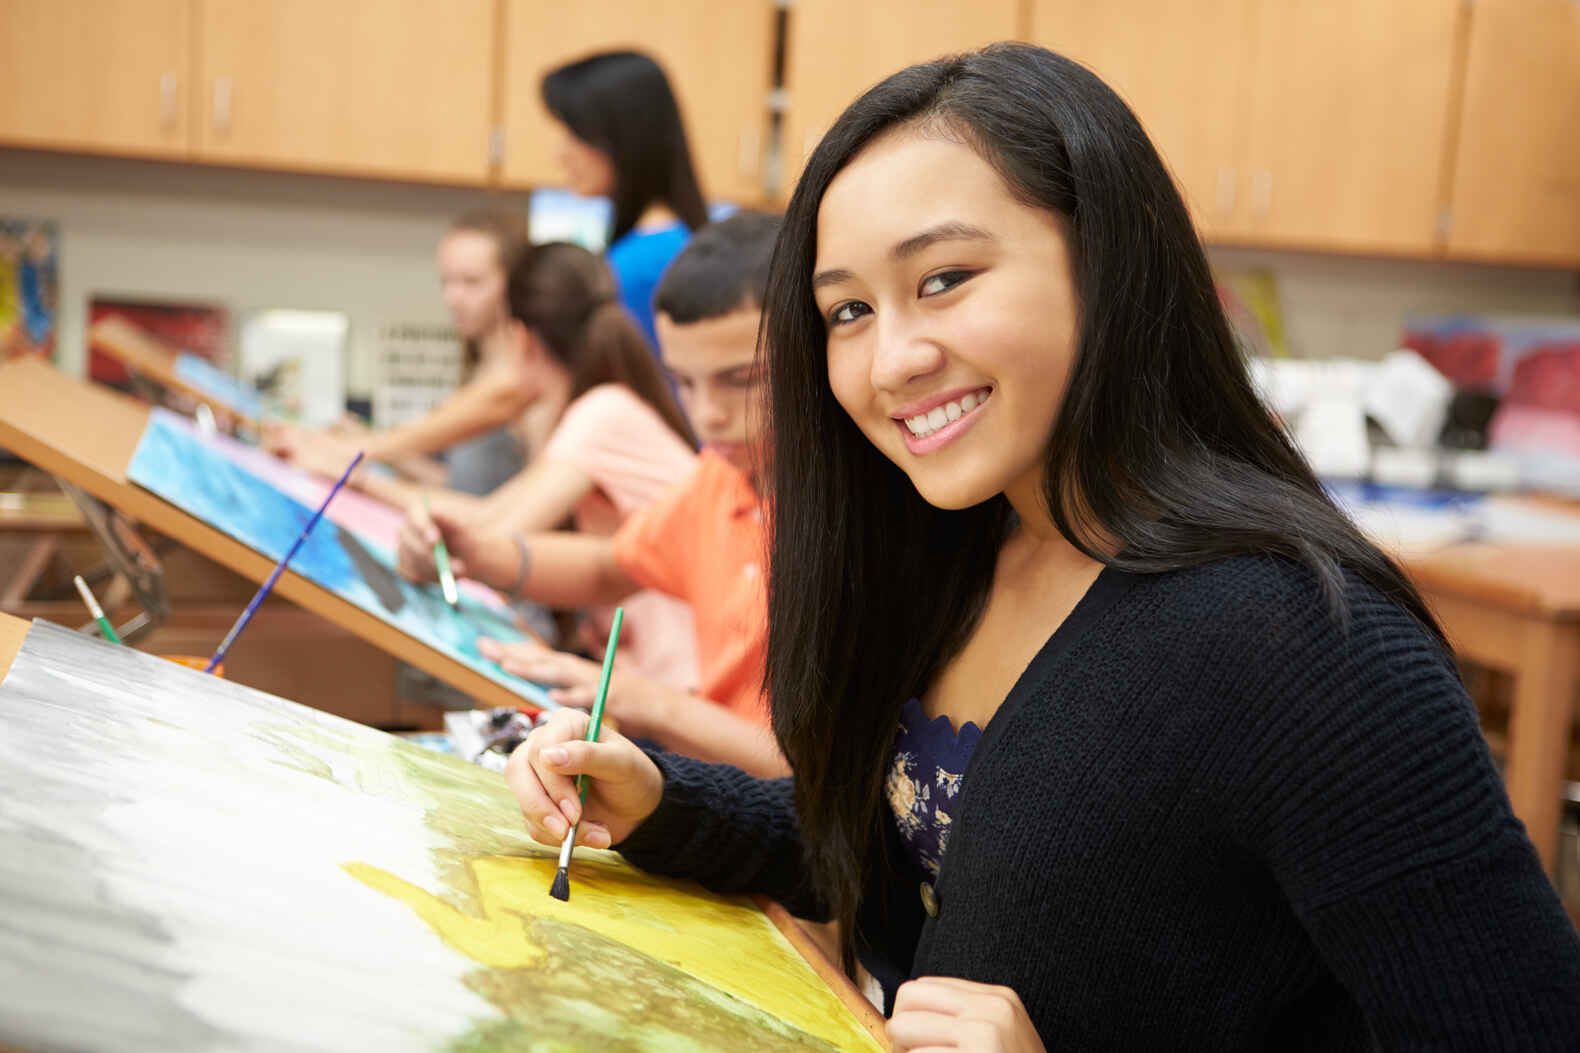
top-left (520, 711), bottom-right (593, 824)
top-left (577, 820), bottom-right (612, 849)
top-left (540, 738), bottom-right (644, 786)
top-left (893, 978), bottom-right (975, 1015)
top-left (503, 743), bottom-right (569, 843)
top-left (885, 1009), bottom-right (964, 1051)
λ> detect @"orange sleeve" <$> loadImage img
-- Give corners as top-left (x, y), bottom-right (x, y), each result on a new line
top-left (611, 458), bottom-right (708, 599)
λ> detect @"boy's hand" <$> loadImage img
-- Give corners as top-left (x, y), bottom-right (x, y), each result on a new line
top-left (480, 637), bottom-right (661, 737)
top-left (504, 708), bottom-right (663, 849)
top-left (887, 977), bottom-right (1045, 1053)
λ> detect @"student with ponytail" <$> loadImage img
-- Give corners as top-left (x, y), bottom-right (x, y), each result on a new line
top-left (503, 44), bottom-right (1580, 1051)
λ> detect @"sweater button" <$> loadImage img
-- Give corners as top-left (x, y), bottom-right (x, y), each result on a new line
top-left (920, 882), bottom-right (939, 918)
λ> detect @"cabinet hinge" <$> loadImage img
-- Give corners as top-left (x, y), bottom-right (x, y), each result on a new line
top-left (489, 127), bottom-right (504, 166)
top-left (1436, 208), bottom-right (1453, 238)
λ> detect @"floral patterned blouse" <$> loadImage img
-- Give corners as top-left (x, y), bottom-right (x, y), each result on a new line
top-left (885, 698), bottom-right (982, 879)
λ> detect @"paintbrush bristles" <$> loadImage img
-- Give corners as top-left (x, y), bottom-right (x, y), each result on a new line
top-left (549, 820), bottom-right (577, 900)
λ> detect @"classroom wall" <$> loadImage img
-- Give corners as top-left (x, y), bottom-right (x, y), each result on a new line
top-left (3, 147), bottom-right (1577, 398)
top-left (0, 148), bottom-right (530, 397)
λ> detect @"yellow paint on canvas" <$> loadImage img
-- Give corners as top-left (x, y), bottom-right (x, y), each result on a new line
top-left (345, 853), bottom-right (880, 1051)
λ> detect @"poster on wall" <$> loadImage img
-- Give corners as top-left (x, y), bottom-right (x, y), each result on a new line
top-left (371, 321), bottom-right (464, 429)
top-left (0, 218), bottom-right (59, 362)
top-left (87, 296), bottom-right (230, 389)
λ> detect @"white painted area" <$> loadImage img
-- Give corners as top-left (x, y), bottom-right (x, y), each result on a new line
top-left (0, 624), bottom-right (508, 1051)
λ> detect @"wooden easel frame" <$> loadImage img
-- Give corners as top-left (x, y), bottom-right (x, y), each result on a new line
top-left (0, 357), bottom-right (540, 711)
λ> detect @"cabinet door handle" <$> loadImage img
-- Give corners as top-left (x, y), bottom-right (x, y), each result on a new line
top-left (213, 77), bottom-right (233, 136)
top-left (159, 72), bottom-right (178, 131)
top-left (1216, 167), bottom-right (1236, 217)
top-left (1250, 169), bottom-right (1272, 219)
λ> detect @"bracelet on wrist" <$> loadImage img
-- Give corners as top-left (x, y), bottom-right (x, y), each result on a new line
top-left (507, 534), bottom-right (531, 597)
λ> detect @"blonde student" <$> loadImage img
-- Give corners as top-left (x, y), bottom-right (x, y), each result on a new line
top-left (505, 45), bottom-right (1580, 1051)
top-left (398, 214), bottom-right (786, 778)
top-left (270, 209), bottom-right (537, 492)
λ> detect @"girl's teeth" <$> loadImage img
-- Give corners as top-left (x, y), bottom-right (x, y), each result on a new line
top-left (901, 388), bottom-right (991, 438)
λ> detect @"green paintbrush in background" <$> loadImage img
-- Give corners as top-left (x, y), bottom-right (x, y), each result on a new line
top-left (424, 494), bottom-right (459, 607)
top-left (73, 575), bottom-right (122, 645)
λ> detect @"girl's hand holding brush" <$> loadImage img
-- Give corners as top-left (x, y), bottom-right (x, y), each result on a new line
top-left (505, 708), bottom-right (664, 851)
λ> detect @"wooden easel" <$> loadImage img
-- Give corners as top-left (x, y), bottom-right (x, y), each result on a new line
top-left (0, 356), bottom-right (537, 715)
top-left (88, 315), bottom-right (261, 433)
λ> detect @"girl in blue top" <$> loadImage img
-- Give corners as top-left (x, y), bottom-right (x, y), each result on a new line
top-left (541, 51), bottom-right (709, 352)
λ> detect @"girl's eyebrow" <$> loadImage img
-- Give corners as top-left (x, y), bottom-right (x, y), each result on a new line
top-left (890, 221), bottom-right (994, 261)
top-left (812, 221), bottom-right (995, 291)
top-left (812, 267), bottom-right (854, 291)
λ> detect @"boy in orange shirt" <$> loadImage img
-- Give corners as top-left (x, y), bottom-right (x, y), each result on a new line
top-left (398, 212), bottom-right (784, 776)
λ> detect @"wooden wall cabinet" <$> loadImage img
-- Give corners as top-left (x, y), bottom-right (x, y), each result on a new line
top-left (1235, 0), bottom-right (1461, 255)
top-left (193, 0), bottom-right (495, 184)
top-left (1445, 0), bottom-right (1580, 266)
top-left (778, 0), bottom-right (1023, 197)
top-left (498, 1), bottom-right (776, 204)
top-left (1029, 1), bottom-right (1255, 240)
top-left (0, 0), bottom-right (192, 159)
top-left (1033, 0), bottom-right (1461, 255)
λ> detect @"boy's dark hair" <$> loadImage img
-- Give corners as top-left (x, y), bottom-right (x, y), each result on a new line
top-left (653, 211), bottom-right (782, 325)
top-left (541, 51), bottom-right (709, 246)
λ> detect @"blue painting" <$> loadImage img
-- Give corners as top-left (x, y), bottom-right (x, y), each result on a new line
top-left (173, 352), bottom-right (266, 420)
top-left (126, 408), bottom-right (551, 707)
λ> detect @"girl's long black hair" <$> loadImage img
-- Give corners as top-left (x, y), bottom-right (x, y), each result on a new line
top-left (761, 43), bottom-right (1444, 971)
top-left (541, 51), bottom-right (710, 246)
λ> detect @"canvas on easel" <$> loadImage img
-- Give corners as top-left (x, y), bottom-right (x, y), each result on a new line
top-left (125, 408), bottom-right (550, 708)
top-left (0, 618), bottom-right (882, 1052)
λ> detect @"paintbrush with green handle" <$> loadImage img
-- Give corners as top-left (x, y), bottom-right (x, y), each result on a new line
top-left (548, 605), bottom-right (623, 902)
top-left (73, 575), bottom-right (122, 645)
top-left (424, 494), bottom-right (459, 607)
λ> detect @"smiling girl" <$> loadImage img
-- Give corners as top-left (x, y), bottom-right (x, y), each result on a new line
top-left (504, 44), bottom-right (1580, 1050)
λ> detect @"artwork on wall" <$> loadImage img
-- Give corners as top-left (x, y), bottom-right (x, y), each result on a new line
top-left (0, 621), bottom-right (879, 1052)
top-left (88, 296), bottom-right (229, 389)
top-left (126, 408), bottom-right (547, 707)
top-left (0, 218), bottom-right (59, 362)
